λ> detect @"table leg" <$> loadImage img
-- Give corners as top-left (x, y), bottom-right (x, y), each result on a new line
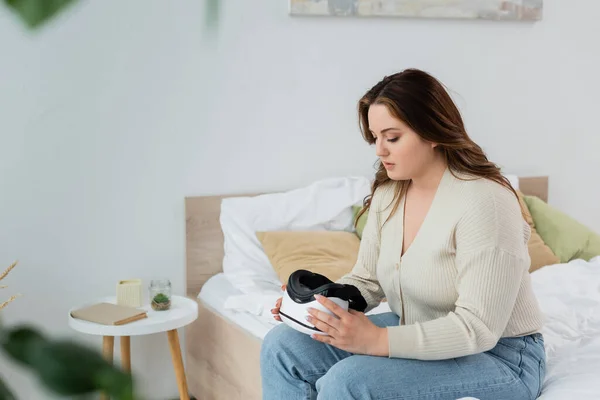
top-left (120, 336), bottom-right (131, 372)
top-left (167, 329), bottom-right (190, 400)
top-left (101, 336), bottom-right (114, 400)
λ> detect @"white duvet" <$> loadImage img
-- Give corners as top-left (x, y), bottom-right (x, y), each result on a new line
top-left (223, 256), bottom-right (600, 398)
top-left (531, 256), bottom-right (600, 399)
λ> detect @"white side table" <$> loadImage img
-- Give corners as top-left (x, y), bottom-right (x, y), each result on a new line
top-left (68, 295), bottom-right (198, 400)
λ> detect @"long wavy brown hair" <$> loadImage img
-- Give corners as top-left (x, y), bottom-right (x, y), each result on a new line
top-left (355, 68), bottom-right (523, 225)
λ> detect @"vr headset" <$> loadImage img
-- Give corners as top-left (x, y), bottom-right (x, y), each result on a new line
top-left (279, 269), bottom-right (367, 336)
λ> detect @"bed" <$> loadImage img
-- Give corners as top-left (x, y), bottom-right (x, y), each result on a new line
top-left (183, 176), bottom-right (600, 399)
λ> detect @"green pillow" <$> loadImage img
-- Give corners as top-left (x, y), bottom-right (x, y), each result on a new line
top-left (523, 195), bottom-right (600, 263)
top-left (352, 205), bottom-right (368, 239)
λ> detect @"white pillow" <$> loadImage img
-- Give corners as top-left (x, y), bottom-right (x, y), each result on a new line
top-left (503, 173), bottom-right (519, 190)
top-left (220, 176), bottom-right (371, 293)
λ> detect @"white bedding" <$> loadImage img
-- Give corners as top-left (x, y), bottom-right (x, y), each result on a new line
top-left (531, 257), bottom-right (600, 399)
top-left (198, 256), bottom-right (600, 398)
top-left (197, 272), bottom-right (279, 339)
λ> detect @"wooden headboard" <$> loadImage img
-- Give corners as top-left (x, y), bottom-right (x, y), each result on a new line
top-left (185, 176), bottom-right (548, 297)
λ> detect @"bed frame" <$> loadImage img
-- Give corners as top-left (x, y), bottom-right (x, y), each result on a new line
top-left (183, 176), bottom-right (549, 400)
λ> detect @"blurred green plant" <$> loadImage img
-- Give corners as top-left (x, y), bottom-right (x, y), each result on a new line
top-left (0, 261), bottom-right (136, 399)
top-left (3, 0), bottom-right (78, 28)
top-left (3, 0), bottom-right (220, 29)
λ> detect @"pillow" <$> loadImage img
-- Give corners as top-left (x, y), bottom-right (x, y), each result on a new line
top-left (220, 176), bottom-right (371, 293)
top-left (256, 230), bottom-right (360, 285)
top-left (503, 173), bottom-right (520, 191)
top-left (516, 190), bottom-right (560, 272)
top-left (523, 195), bottom-right (600, 263)
top-left (352, 204), bottom-right (368, 239)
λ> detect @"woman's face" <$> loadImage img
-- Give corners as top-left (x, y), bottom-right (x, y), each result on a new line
top-left (368, 104), bottom-right (438, 181)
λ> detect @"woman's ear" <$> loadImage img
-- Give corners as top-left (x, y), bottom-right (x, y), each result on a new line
top-left (431, 142), bottom-right (439, 149)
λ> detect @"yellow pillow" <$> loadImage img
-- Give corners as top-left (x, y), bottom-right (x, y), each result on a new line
top-left (516, 190), bottom-right (560, 272)
top-left (256, 230), bottom-right (359, 285)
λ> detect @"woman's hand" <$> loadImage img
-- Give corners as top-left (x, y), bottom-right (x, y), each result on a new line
top-left (270, 284), bottom-right (287, 322)
top-left (307, 295), bottom-right (389, 357)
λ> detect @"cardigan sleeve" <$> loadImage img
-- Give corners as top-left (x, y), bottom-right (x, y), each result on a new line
top-left (386, 183), bottom-right (531, 360)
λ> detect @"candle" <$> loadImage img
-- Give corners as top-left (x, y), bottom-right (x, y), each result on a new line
top-left (116, 279), bottom-right (142, 308)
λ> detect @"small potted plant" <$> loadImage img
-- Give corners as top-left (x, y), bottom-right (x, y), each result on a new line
top-left (149, 279), bottom-right (172, 311)
top-left (151, 292), bottom-right (171, 311)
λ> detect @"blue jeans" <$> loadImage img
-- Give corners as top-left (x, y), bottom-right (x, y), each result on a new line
top-left (260, 312), bottom-right (546, 400)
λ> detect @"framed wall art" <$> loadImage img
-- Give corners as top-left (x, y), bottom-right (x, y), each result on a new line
top-left (289, 0), bottom-right (543, 21)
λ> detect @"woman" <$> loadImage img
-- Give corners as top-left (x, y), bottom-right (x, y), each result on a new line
top-left (260, 68), bottom-right (546, 400)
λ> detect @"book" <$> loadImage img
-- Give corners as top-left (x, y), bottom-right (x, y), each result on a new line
top-left (71, 302), bottom-right (147, 325)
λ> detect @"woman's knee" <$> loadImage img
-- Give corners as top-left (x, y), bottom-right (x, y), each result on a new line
top-left (261, 323), bottom-right (287, 362)
top-left (316, 357), bottom-right (365, 399)
top-left (261, 323), bottom-right (312, 367)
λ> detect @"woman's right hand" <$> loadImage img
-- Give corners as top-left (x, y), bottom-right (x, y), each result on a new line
top-left (271, 284), bottom-right (286, 321)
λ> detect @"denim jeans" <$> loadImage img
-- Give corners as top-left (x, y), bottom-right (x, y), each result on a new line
top-left (260, 312), bottom-right (546, 400)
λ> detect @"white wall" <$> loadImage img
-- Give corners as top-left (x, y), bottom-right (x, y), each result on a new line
top-left (0, 0), bottom-right (598, 398)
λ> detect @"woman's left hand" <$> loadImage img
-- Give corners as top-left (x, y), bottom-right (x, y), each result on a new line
top-left (307, 294), bottom-right (389, 357)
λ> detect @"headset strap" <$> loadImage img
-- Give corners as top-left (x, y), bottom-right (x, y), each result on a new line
top-left (335, 284), bottom-right (367, 313)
